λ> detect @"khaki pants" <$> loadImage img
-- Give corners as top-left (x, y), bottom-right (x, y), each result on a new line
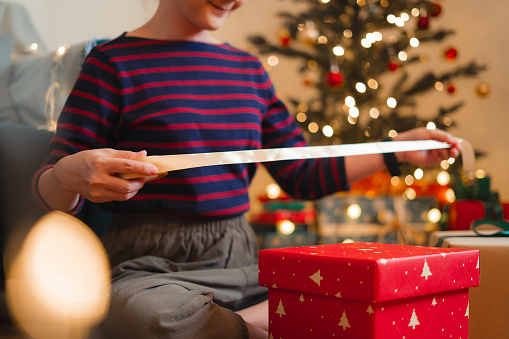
top-left (88, 213), bottom-right (267, 339)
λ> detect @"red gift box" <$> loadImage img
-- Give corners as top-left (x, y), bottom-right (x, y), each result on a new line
top-left (259, 242), bottom-right (479, 338)
top-left (446, 200), bottom-right (509, 230)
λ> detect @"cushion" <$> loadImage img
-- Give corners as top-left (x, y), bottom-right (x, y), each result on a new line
top-left (0, 36), bottom-right (106, 128)
top-left (0, 2), bottom-right (47, 54)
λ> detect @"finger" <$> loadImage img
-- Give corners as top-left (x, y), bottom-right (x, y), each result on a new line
top-left (440, 138), bottom-right (461, 159)
top-left (449, 147), bottom-right (460, 158)
top-left (106, 149), bottom-right (148, 160)
top-left (87, 177), bottom-right (146, 202)
top-left (109, 157), bottom-right (158, 178)
top-left (105, 185), bottom-right (142, 201)
top-left (109, 174), bottom-right (147, 192)
top-left (427, 130), bottom-right (462, 157)
top-left (88, 188), bottom-right (139, 203)
top-left (435, 148), bottom-right (450, 161)
top-left (442, 143), bottom-right (460, 158)
top-left (434, 130), bottom-right (460, 147)
top-left (450, 138), bottom-right (462, 157)
top-left (122, 149), bottom-right (148, 160)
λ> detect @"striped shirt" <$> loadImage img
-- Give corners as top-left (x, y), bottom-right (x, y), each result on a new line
top-left (34, 33), bottom-right (347, 217)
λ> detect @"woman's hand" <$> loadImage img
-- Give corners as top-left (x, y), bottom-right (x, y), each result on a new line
top-left (51, 149), bottom-right (158, 203)
top-left (393, 128), bottom-right (461, 167)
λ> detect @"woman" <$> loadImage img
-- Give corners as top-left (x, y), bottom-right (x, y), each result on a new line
top-left (34, 1), bottom-right (460, 337)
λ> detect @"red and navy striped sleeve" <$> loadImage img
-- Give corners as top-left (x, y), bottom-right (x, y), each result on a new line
top-left (33, 34), bottom-right (348, 217)
top-left (33, 42), bottom-right (122, 213)
top-left (260, 90), bottom-right (348, 201)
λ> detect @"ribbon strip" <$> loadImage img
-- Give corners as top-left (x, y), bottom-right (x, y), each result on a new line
top-left (120, 140), bottom-right (451, 180)
top-left (459, 138), bottom-right (475, 184)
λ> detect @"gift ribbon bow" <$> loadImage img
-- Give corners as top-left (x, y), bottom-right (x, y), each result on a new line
top-left (434, 219), bottom-right (509, 247)
top-left (119, 140), bottom-right (451, 180)
top-left (472, 219), bottom-right (509, 237)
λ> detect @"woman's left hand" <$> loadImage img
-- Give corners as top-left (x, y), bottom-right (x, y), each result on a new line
top-left (393, 128), bottom-right (461, 167)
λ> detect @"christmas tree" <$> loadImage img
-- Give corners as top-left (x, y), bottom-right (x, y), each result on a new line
top-left (421, 259), bottom-right (432, 280)
top-left (408, 309), bottom-right (420, 329)
top-left (249, 0), bottom-right (487, 176)
top-left (338, 310), bottom-right (351, 330)
top-left (276, 299), bottom-right (287, 317)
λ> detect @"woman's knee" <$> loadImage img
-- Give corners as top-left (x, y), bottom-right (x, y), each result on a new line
top-left (89, 285), bottom-right (246, 338)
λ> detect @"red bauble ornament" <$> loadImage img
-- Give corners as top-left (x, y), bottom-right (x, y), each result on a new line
top-left (430, 3), bottom-right (442, 17)
top-left (444, 47), bottom-right (458, 62)
top-left (447, 84), bottom-right (456, 94)
top-left (388, 61), bottom-right (399, 71)
top-left (417, 17), bottom-right (429, 29)
top-left (280, 35), bottom-right (291, 47)
top-left (326, 71), bottom-right (344, 88)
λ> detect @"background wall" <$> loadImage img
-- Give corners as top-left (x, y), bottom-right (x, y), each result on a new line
top-left (13, 0), bottom-right (509, 199)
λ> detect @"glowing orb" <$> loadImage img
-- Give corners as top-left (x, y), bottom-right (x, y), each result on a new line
top-left (6, 211), bottom-right (110, 339)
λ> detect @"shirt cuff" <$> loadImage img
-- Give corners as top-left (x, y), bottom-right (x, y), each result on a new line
top-left (32, 164), bottom-right (85, 215)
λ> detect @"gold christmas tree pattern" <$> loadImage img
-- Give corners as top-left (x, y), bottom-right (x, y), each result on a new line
top-left (259, 242), bottom-right (479, 338)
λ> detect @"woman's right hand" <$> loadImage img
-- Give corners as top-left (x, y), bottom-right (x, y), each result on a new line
top-left (51, 149), bottom-right (158, 203)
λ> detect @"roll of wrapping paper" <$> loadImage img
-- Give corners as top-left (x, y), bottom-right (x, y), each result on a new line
top-left (119, 139), bottom-right (466, 181)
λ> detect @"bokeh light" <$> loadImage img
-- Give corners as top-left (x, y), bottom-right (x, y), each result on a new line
top-left (6, 212), bottom-right (110, 339)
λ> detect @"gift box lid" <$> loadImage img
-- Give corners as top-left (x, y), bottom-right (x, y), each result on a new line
top-left (259, 242), bottom-right (479, 303)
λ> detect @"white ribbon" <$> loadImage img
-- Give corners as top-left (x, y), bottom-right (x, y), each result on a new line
top-left (120, 140), bottom-right (452, 180)
top-left (458, 139), bottom-right (476, 184)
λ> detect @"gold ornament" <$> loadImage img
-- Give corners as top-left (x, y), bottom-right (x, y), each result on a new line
top-left (475, 82), bottom-right (490, 98)
top-left (297, 21), bottom-right (319, 46)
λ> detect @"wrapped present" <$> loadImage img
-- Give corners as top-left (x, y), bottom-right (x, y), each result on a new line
top-left (259, 242), bottom-right (479, 338)
top-left (250, 209), bottom-right (316, 226)
top-left (262, 200), bottom-right (307, 211)
top-left (393, 196), bottom-right (442, 246)
top-left (453, 176), bottom-right (492, 201)
top-left (445, 171), bottom-right (509, 230)
top-left (349, 170), bottom-right (392, 196)
top-left (429, 229), bottom-right (509, 339)
top-left (250, 194), bottom-right (318, 249)
top-left (315, 194), bottom-right (396, 243)
top-left (251, 218), bottom-right (317, 250)
top-left (445, 200), bottom-right (509, 230)
top-left (256, 232), bottom-right (319, 250)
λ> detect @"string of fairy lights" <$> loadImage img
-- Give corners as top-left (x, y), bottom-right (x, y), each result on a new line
top-left (264, 180), bottom-right (445, 241)
top-left (25, 42), bottom-right (69, 132)
top-left (22, 1), bottom-right (488, 216)
top-left (263, 1), bottom-right (486, 139)
top-left (251, 0), bottom-right (489, 203)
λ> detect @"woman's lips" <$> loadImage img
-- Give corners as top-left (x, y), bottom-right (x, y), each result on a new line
top-left (208, 1), bottom-right (232, 12)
